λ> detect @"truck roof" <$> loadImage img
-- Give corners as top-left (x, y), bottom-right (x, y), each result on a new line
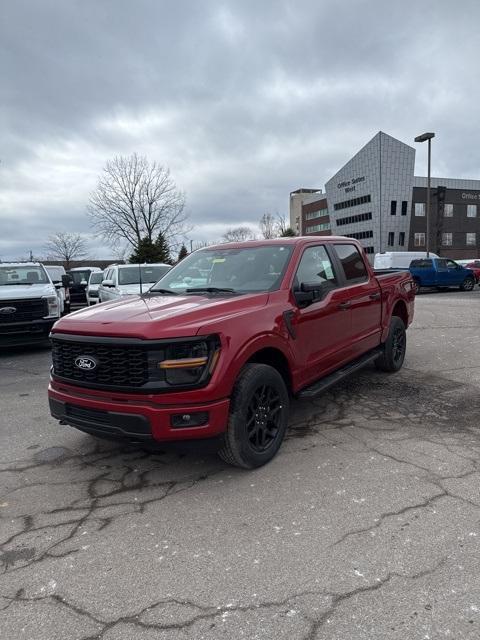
top-left (0, 261), bottom-right (43, 267)
top-left (201, 236), bottom-right (358, 251)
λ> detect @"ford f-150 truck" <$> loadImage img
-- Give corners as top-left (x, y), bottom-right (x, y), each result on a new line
top-left (1, 262), bottom-right (61, 346)
top-left (48, 237), bottom-right (415, 468)
top-left (409, 257), bottom-right (475, 293)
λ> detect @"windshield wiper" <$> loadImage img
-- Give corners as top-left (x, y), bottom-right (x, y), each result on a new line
top-left (186, 287), bottom-right (236, 294)
top-left (147, 288), bottom-right (179, 295)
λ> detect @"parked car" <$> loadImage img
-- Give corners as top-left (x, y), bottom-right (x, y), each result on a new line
top-left (86, 271), bottom-right (104, 306)
top-left (0, 262), bottom-right (61, 346)
top-left (45, 265), bottom-right (71, 315)
top-left (49, 237), bottom-right (415, 468)
top-left (374, 251), bottom-right (439, 270)
top-left (98, 263), bottom-right (171, 302)
top-left (66, 267), bottom-right (102, 304)
top-left (409, 258), bottom-right (476, 293)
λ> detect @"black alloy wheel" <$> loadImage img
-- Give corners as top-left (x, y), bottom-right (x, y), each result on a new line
top-left (218, 363), bottom-right (290, 469)
top-left (375, 316), bottom-right (406, 373)
top-left (246, 384), bottom-right (283, 453)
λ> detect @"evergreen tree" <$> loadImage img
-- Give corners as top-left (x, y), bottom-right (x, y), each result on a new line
top-left (154, 232), bottom-right (172, 264)
top-left (129, 237), bottom-right (157, 263)
top-left (129, 232), bottom-right (171, 263)
top-left (178, 244), bottom-right (188, 262)
top-left (280, 227), bottom-right (296, 237)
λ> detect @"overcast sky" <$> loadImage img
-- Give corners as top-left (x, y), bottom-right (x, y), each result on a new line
top-left (1, 0), bottom-right (480, 260)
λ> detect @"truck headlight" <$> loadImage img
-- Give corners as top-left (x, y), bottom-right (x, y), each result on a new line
top-left (148, 336), bottom-right (221, 387)
top-left (43, 295), bottom-right (60, 318)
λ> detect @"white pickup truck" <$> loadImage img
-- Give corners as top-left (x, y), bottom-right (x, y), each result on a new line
top-left (0, 262), bottom-right (61, 347)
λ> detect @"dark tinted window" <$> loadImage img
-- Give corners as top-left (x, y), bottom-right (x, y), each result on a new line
top-left (390, 201), bottom-right (397, 215)
top-left (334, 244), bottom-right (368, 282)
top-left (410, 259), bottom-right (433, 268)
top-left (399, 232), bottom-right (405, 246)
top-left (401, 201), bottom-right (408, 215)
top-left (388, 232), bottom-right (394, 246)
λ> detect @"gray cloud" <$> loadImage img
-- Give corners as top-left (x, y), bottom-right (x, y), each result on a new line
top-left (2, 0), bottom-right (480, 259)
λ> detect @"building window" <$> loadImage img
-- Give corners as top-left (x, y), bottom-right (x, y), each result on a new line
top-left (305, 208), bottom-right (328, 220)
top-left (467, 204), bottom-right (477, 218)
top-left (333, 194), bottom-right (371, 211)
top-left (401, 201), bottom-right (408, 216)
top-left (442, 232), bottom-right (452, 246)
top-left (364, 247), bottom-right (374, 254)
top-left (390, 201), bottom-right (397, 215)
top-left (388, 232), bottom-right (394, 246)
top-left (305, 222), bottom-right (331, 233)
top-left (345, 230), bottom-right (374, 240)
top-left (415, 203), bottom-right (425, 216)
top-left (336, 211), bottom-right (373, 226)
top-left (466, 232), bottom-right (476, 246)
top-left (444, 204), bottom-right (453, 217)
top-left (399, 232), bottom-right (405, 246)
top-left (414, 233), bottom-right (425, 247)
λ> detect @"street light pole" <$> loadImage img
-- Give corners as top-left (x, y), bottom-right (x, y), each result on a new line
top-left (414, 132), bottom-right (435, 258)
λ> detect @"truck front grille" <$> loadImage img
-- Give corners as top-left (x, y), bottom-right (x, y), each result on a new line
top-left (51, 337), bottom-right (149, 388)
top-left (0, 298), bottom-right (48, 323)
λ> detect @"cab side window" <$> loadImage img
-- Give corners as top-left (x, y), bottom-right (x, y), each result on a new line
top-left (295, 246), bottom-right (337, 290)
top-left (446, 260), bottom-right (458, 269)
top-left (334, 244), bottom-right (368, 284)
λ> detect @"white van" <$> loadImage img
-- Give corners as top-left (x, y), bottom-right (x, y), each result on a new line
top-left (374, 251), bottom-right (439, 270)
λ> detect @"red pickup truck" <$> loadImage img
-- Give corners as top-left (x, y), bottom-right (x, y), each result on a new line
top-left (48, 237), bottom-right (415, 468)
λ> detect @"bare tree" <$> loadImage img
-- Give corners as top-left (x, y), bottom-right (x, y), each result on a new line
top-left (259, 213), bottom-right (278, 239)
top-left (44, 232), bottom-right (88, 269)
top-left (222, 226), bottom-right (256, 243)
top-left (87, 154), bottom-right (189, 251)
top-left (275, 213), bottom-right (289, 236)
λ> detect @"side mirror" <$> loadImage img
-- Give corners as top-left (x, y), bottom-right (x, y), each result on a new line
top-left (102, 279), bottom-right (114, 288)
top-left (61, 275), bottom-right (71, 288)
top-left (54, 282), bottom-right (63, 289)
top-left (294, 281), bottom-right (334, 307)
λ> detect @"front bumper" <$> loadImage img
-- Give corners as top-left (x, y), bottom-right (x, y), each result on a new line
top-left (48, 382), bottom-right (230, 442)
top-left (0, 318), bottom-right (56, 346)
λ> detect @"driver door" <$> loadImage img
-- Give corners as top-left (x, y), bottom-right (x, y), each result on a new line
top-left (291, 244), bottom-right (353, 388)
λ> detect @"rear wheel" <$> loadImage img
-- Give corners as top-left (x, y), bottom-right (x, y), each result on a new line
top-left (460, 277), bottom-right (475, 291)
top-left (218, 364), bottom-right (289, 469)
top-left (375, 316), bottom-right (406, 373)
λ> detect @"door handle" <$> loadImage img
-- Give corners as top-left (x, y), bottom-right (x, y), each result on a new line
top-left (369, 292), bottom-right (381, 300)
top-left (338, 301), bottom-right (351, 310)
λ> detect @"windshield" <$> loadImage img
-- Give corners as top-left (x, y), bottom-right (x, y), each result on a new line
top-left (89, 272), bottom-right (104, 284)
top-left (0, 265), bottom-right (49, 285)
top-left (118, 265), bottom-right (170, 286)
top-left (68, 270), bottom-right (91, 284)
top-left (151, 245), bottom-right (293, 294)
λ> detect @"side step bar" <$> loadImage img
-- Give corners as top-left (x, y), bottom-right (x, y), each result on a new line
top-left (296, 348), bottom-right (383, 400)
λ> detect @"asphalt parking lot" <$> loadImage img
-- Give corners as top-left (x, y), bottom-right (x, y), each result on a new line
top-left (1, 289), bottom-right (480, 639)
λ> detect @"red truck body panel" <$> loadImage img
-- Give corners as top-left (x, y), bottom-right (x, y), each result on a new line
top-left (48, 237), bottom-right (415, 443)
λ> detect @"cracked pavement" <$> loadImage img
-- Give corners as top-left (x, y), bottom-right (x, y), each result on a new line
top-left (1, 288), bottom-right (480, 639)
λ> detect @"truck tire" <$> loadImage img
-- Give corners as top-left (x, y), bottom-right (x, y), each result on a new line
top-left (375, 316), bottom-right (406, 373)
top-left (218, 364), bottom-right (289, 469)
top-left (460, 277), bottom-right (475, 291)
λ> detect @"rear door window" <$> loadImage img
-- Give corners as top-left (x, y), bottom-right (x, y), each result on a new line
top-left (334, 244), bottom-right (368, 284)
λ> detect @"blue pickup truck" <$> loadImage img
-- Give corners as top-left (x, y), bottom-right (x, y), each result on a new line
top-left (409, 258), bottom-right (476, 293)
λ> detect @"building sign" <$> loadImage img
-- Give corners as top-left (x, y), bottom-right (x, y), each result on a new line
top-left (462, 192), bottom-right (480, 200)
top-left (337, 176), bottom-right (365, 194)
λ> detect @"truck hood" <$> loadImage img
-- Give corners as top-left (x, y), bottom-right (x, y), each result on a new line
top-left (0, 283), bottom-right (56, 300)
top-left (52, 292), bottom-right (270, 339)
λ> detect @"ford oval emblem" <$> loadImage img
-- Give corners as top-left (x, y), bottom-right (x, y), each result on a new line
top-left (74, 355), bottom-right (98, 371)
top-left (0, 306), bottom-right (16, 315)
